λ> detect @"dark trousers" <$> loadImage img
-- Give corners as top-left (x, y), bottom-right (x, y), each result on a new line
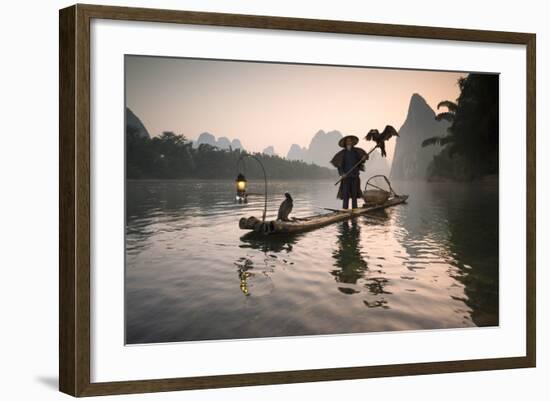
top-left (342, 177), bottom-right (359, 209)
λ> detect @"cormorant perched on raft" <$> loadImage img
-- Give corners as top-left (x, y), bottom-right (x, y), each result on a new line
top-left (365, 125), bottom-right (399, 157)
top-left (277, 193), bottom-right (293, 221)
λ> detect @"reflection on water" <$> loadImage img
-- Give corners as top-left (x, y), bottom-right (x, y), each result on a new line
top-left (125, 179), bottom-right (498, 344)
top-left (331, 220), bottom-right (368, 284)
top-left (239, 231), bottom-right (302, 254)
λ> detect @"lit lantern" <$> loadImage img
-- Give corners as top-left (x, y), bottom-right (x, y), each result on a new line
top-left (235, 154), bottom-right (267, 219)
top-left (235, 173), bottom-right (247, 202)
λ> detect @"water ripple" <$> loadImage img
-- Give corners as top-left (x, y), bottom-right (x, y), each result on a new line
top-left (125, 179), bottom-right (499, 343)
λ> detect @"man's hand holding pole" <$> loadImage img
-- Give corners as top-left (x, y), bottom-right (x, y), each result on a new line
top-left (334, 152), bottom-right (370, 186)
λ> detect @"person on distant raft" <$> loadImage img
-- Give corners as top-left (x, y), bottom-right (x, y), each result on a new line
top-left (330, 135), bottom-right (368, 209)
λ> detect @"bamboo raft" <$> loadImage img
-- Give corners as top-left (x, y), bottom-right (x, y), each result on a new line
top-left (239, 194), bottom-right (409, 235)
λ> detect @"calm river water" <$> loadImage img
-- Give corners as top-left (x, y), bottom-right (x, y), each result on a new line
top-left (125, 179), bottom-right (498, 344)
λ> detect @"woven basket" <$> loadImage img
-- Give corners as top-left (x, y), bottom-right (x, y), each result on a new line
top-left (363, 189), bottom-right (390, 205)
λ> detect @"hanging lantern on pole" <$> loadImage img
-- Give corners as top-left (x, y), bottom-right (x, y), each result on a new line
top-left (235, 173), bottom-right (248, 202)
top-left (234, 154), bottom-right (267, 221)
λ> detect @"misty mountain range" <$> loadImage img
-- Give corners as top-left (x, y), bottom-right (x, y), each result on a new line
top-left (187, 129), bottom-right (390, 175)
top-left (285, 129), bottom-right (391, 176)
top-left (192, 132), bottom-right (244, 151)
top-left (126, 92), bottom-right (448, 179)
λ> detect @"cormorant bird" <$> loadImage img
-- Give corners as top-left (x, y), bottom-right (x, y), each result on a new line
top-left (365, 125), bottom-right (399, 157)
top-left (277, 193), bottom-right (293, 221)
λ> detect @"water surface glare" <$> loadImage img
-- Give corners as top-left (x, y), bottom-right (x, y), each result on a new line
top-left (125, 179), bottom-right (498, 343)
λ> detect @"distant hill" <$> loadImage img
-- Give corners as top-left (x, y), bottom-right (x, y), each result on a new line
top-left (262, 146), bottom-right (276, 156)
top-left (194, 132), bottom-right (216, 147)
top-left (287, 129), bottom-right (390, 176)
top-left (193, 133), bottom-right (245, 150)
top-left (126, 107), bottom-right (150, 139)
top-left (126, 130), bottom-right (334, 180)
top-left (390, 94), bottom-right (449, 180)
top-left (217, 136), bottom-right (231, 149)
top-left (287, 144), bottom-right (307, 161)
top-left (231, 139), bottom-right (243, 150)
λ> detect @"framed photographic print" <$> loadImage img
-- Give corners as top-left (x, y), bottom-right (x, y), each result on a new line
top-left (59, 4), bottom-right (536, 397)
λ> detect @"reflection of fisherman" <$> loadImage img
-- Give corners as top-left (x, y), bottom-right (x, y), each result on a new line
top-left (330, 135), bottom-right (368, 209)
top-left (331, 220), bottom-right (367, 284)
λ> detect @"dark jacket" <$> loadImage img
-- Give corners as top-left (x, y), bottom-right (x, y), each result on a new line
top-left (330, 147), bottom-right (367, 200)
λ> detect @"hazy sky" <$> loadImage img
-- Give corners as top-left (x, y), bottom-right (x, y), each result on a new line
top-left (126, 56), bottom-right (465, 161)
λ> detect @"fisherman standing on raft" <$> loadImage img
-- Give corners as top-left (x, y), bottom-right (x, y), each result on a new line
top-left (330, 135), bottom-right (368, 210)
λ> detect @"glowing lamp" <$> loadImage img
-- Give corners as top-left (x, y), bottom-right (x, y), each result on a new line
top-left (234, 155), bottom-right (267, 218)
top-left (235, 173), bottom-right (247, 201)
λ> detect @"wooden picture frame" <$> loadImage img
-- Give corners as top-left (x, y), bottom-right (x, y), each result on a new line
top-left (59, 3), bottom-right (536, 397)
